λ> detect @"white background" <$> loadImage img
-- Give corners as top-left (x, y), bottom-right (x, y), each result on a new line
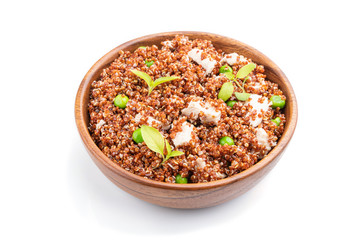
top-left (1, 0), bottom-right (359, 239)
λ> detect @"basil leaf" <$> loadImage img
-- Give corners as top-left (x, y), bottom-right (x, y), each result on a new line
top-left (131, 69), bottom-right (153, 87)
top-left (235, 92), bottom-right (251, 101)
top-left (224, 72), bottom-right (235, 80)
top-left (163, 139), bottom-right (184, 163)
top-left (168, 151), bottom-right (184, 158)
top-left (141, 125), bottom-right (164, 157)
top-left (243, 76), bottom-right (249, 85)
top-left (152, 76), bottom-right (180, 89)
top-left (165, 139), bottom-right (172, 155)
top-left (218, 82), bottom-right (234, 102)
top-left (236, 63), bottom-right (256, 79)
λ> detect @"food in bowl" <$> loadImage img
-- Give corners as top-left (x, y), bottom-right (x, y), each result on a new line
top-left (88, 35), bottom-right (286, 184)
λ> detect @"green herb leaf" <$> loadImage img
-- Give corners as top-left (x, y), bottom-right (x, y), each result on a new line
top-left (145, 60), bottom-right (154, 67)
top-left (168, 151), bottom-right (184, 158)
top-left (224, 72), bottom-right (235, 80)
top-left (149, 76), bottom-right (180, 95)
top-left (152, 76), bottom-right (180, 89)
top-left (218, 82), bottom-right (234, 102)
top-left (236, 63), bottom-right (256, 79)
top-left (235, 92), bottom-right (251, 101)
top-left (131, 70), bottom-right (153, 87)
top-left (141, 125), bottom-right (164, 158)
top-left (163, 139), bottom-right (184, 163)
top-left (233, 79), bottom-right (244, 91)
top-left (130, 70), bottom-right (180, 95)
top-left (243, 76), bottom-right (249, 86)
top-left (165, 139), bottom-right (172, 155)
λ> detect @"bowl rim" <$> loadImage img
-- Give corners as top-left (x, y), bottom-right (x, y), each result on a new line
top-left (75, 31), bottom-right (298, 190)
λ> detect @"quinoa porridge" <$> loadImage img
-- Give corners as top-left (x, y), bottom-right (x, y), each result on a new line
top-left (88, 35), bottom-right (286, 183)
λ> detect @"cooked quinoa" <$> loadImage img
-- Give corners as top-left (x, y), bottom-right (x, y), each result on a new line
top-left (88, 35), bottom-right (286, 183)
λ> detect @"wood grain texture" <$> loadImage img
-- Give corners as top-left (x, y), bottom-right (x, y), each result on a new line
top-left (75, 31), bottom-right (298, 209)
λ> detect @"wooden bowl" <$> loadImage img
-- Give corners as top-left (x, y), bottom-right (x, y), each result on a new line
top-left (75, 31), bottom-right (298, 209)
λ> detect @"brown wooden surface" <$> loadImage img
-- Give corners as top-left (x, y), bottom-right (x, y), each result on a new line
top-left (74, 31), bottom-right (298, 209)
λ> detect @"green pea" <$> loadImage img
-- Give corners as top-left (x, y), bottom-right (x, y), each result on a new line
top-left (270, 95), bottom-right (286, 109)
top-left (114, 94), bottom-right (129, 109)
top-left (219, 65), bottom-right (233, 74)
top-left (271, 117), bottom-right (281, 126)
top-left (175, 174), bottom-right (188, 184)
top-left (132, 128), bottom-right (144, 143)
top-left (219, 136), bottom-right (234, 146)
top-left (138, 46), bottom-right (147, 49)
top-left (145, 60), bottom-right (154, 67)
top-left (226, 100), bottom-right (237, 108)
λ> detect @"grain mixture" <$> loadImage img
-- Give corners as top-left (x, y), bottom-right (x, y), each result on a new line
top-left (88, 35), bottom-right (286, 183)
